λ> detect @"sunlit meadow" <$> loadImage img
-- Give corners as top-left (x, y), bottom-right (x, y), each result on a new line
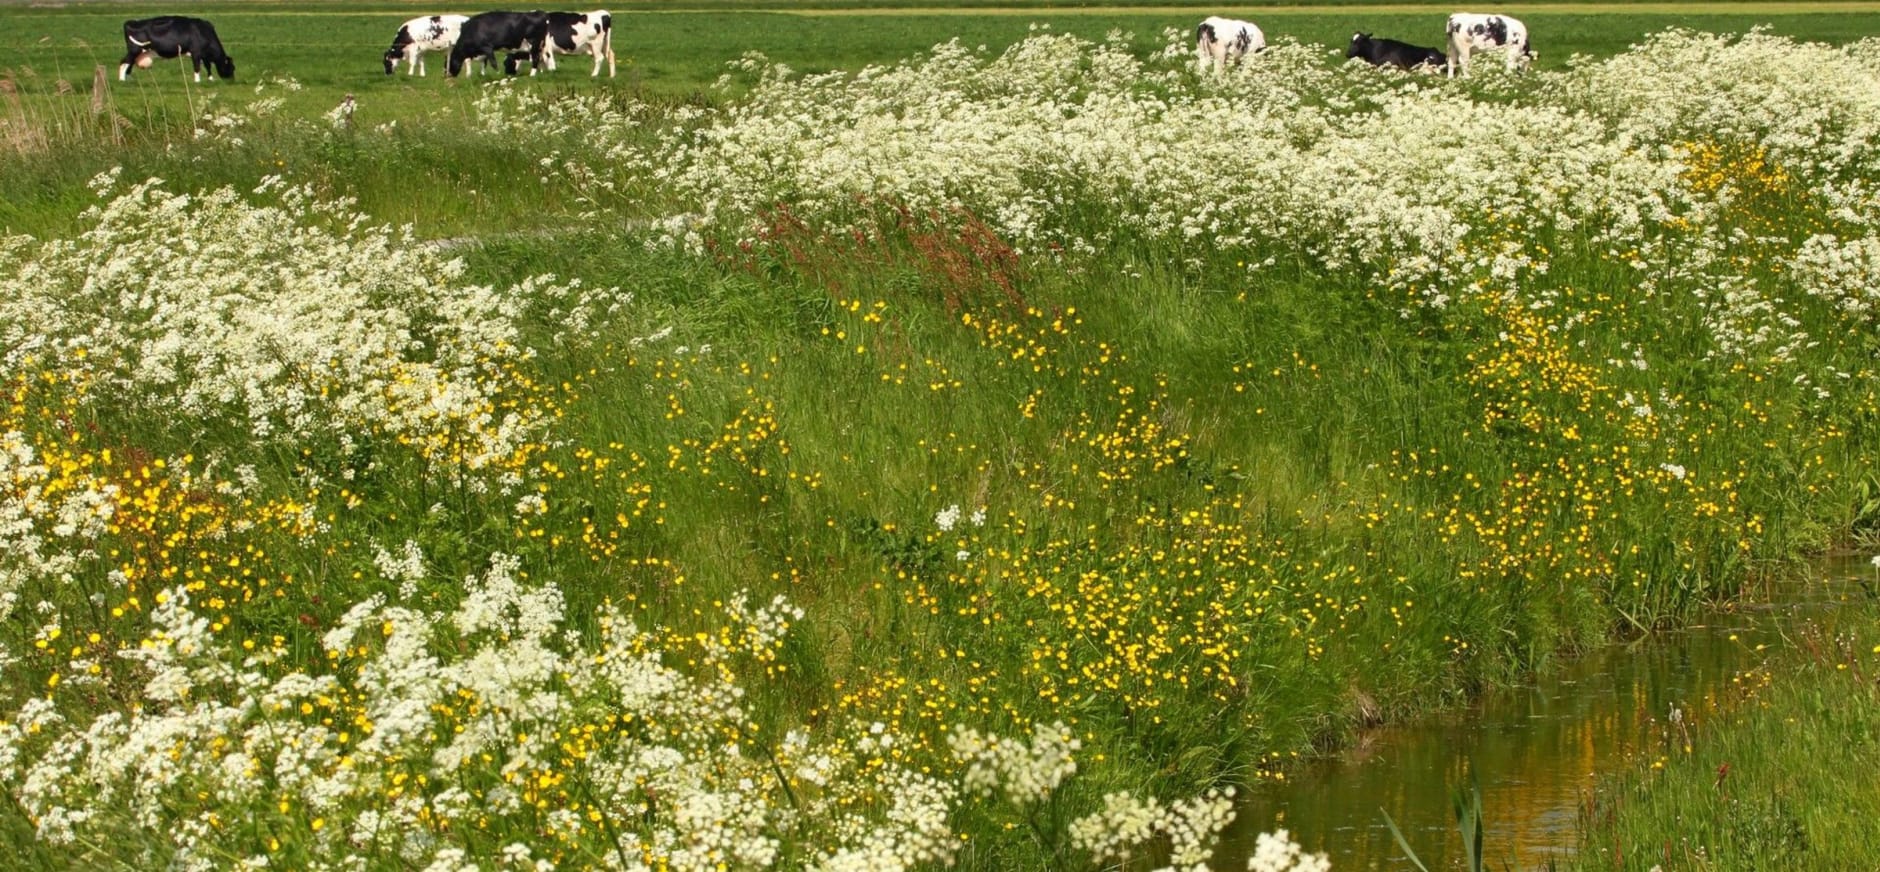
top-left (3, 14), bottom-right (1880, 870)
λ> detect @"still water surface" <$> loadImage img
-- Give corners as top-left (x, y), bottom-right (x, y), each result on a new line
top-left (1218, 555), bottom-right (1871, 870)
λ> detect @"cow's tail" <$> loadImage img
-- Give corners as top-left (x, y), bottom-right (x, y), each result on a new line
top-left (600, 12), bottom-right (614, 71)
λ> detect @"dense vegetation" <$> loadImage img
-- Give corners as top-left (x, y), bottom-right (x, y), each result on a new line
top-left (3, 4), bottom-right (1879, 869)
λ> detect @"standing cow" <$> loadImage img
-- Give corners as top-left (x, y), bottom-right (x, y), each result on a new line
top-left (448, 11), bottom-right (549, 77)
top-left (118, 16), bottom-right (235, 82)
top-left (1195, 16), bottom-right (1265, 75)
top-left (1444, 12), bottom-right (1532, 77)
top-left (384, 14), bottom-right (471, 76)
top-left (1347, 33), bottom-right (1447, 72)
top-left (538, 10), bottom-right (614, 77)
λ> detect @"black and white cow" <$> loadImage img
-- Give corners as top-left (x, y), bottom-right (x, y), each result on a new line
top-left (384, 14), bottom-right (471, 76)
top-left (1195, 16), bottom-right (1265, 75)
top-left (538, 10), bottom-right (615, 77)
top-left (1346, 32), bottom-right (1446, 72)
top-left (448, 11), bottom-right (549, 77)
top-left (118, 16), bottom-right (234, 82)
top-left (1444, 12), bottom-right (1532, 77)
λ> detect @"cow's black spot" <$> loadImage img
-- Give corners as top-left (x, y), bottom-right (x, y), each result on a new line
top-left (1485, 17), bottom-right (1509, 46)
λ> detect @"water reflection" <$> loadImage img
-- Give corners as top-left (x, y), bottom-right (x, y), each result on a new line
top-left (1219, 557), bottom-right (1869, 870)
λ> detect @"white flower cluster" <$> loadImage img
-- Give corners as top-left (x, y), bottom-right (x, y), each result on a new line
top-left (499, 32), bottom-right (1689, 300)
top-left (1070, 788), bottom-right (1250, 871)
top-left (948, 719), bottom-right (1079, 805)
top-left (1245, 828), bottom-right (1333, 872)
top-left (810, 738), bottom-right (959, 872)
top-left (1558, 29), bottom-right (1880, 178)
top-left (475, 29), bottom-right (1880, 387)
top-left (0, 175), bottom-right (630, 480)
top-left (459, 29), bottom-right (1880, 398)
top-left (0, 556), bottom-right (825, 869)
top-left (1788, 232), bottom-right (1880, 324)
top-left (7, 550), bottom-right (1175, 869)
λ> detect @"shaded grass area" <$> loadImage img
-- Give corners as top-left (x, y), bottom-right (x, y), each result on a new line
top-left (1572, 602), bottom-right (1880, 870)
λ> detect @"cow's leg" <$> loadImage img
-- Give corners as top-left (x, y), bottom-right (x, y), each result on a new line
top-left (118, 49), bottom-right (139, 81)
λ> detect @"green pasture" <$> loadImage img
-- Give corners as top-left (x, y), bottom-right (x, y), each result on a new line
top-left (0, 2), bottom-right (1875, 107)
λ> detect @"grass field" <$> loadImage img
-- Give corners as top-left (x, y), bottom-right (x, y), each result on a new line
top-left (3, 3), bottom-right (1878, 105)
top-left (3, 2), bottom-right (1879, 869)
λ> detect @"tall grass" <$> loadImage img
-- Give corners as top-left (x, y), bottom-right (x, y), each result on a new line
top-left (1572, 610), bottom-right (1880, 870)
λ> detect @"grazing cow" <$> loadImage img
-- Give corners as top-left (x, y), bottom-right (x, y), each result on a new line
top-left (538, 10), bottom-right (614, 77)
top-left (384, 14), bottom-right (471, 76)
top-left (1444, 12), bottom-right (1532, 76)
top-left (118, 16), bottom-right (234, 82)
top-left (1346, 32), bottom-right (1446, 72)
top-left (1195, 16), bottom-right (1265, 75)
top-left (448, 10), bottom-right (548, 77)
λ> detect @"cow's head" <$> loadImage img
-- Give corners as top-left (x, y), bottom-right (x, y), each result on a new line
top-left (1346, 33), bottom-right (1370, 59)
top-left (213, 57), bottom-right (235, 80)
top-left (384, 48), bottom-right (401, 75)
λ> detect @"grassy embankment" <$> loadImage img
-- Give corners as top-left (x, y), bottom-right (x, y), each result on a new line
top-left (1572, 584), bottom-right (1880, 870)
top-left (2, 3), bottom-right (1879, 869)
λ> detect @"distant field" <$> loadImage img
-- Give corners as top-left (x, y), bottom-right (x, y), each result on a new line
top-left (4, 0), bottom-right (1873, 233)
top-left (1, 1), bottom-right (1875, 106)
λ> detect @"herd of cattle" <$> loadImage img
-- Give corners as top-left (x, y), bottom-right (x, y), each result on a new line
top-left (1202, 12), bottom-right (1533, 77)
top-left (117, 10), bottom-right (615, 81)
top-left (116, 10), bottom-right (1533, 85)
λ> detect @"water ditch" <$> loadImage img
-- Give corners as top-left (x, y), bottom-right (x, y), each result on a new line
top-left (1216, 553), bottom-right (1874, 870)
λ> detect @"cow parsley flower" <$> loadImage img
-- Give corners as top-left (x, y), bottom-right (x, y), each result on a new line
top-left (949, 721), bottom-right (1079, 805)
